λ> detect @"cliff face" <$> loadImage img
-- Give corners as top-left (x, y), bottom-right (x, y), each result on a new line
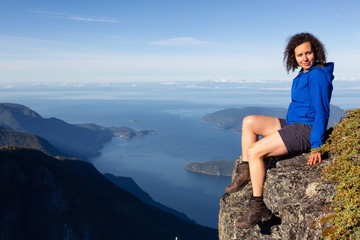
top-left (219, 154), bottom-right (336, 240)
top-left (0, 148), bottom-right (90, 240)
top-left (0, 147), bottom-right (218, 240)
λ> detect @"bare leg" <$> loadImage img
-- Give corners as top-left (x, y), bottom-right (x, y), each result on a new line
top-left (241, 115), bottom-right (282, 162)
top-left (247, 131), bottom-right (288, 196)
top-left (235, 116), bottom-right (288, 228)
top-left (226, 115), bottom-right (285, 194)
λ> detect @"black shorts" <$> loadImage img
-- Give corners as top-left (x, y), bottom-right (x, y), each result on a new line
top-left (278, 118), bottom-right (312, 154)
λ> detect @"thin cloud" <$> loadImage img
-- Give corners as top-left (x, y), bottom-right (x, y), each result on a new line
top-left (0, 85), bottom-right (14, 89)
top-left (0, 35), bottom-right (69, 54)
top-left (184, 85), bottom-right (205, 89)
top-left (334, 77), bottom-right (360, 81)
top-left (335, 14), bottom-right (345, 18)
top-left (30, 9), bottom-right (119, 23)
top-left (0, 35), bottom-right (65, 46)
top-left (160, 82), bottom-right (184, 85)
top-left (149, 37), bottom-right (212, 46)
top-left (210, 79), bottom-right (275, 83)
top-left (66, 16), bottom-right (119, 23)
top-left (260, 87), bottom-right (291, 91)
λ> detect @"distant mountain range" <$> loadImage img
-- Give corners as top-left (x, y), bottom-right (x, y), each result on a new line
top-left (0, 146), bottom-right (217, 240)
top-left (202, 105), bottom-right (345, 134)
top-left (0, 103), bottom-right (154, 160)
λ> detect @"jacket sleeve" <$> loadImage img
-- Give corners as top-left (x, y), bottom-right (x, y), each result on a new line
top-left (309, 70), bottom-right (333, 149)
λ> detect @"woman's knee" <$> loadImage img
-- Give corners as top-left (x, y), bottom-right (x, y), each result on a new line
top-left (246, 144), bottom-right (262, 161)
top-left (242, 115), bottom-right (258, 131)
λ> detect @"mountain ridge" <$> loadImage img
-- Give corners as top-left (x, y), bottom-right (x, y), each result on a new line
top-left (0, 128), bottom-right (65, 157)
top-left (104, 173), bottom-right (195, 223)
top-left (0, 103), bottom-right (154, 160)
top-left (0, 146), bottom-right (217, 240)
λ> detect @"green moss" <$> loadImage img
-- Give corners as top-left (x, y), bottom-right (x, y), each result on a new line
top-left (320, 213), bottom-right (336, 225)
top-left (322, 226), bottom-right (337, 239)
top-left (320, 108), bottom-right (360, 240)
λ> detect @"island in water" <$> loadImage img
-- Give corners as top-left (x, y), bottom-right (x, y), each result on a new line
top-left (185, 160), bottom-right (235, 176)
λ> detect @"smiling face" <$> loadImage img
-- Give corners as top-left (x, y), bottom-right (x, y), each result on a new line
top-left (294, 41), bottom-right (315, 70)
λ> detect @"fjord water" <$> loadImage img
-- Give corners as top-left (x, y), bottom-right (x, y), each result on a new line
top-left (47, 98), bottom-right (244, 228)
top-left (90, 103), bottom-right (241, 228)
top-left (2, 80), bottom-right (358, 228)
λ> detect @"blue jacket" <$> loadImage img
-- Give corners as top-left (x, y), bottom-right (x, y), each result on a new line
top-left (286, 62), bottom-right (334, 149)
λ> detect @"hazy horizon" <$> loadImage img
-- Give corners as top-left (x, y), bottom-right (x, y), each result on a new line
top-left (1, 80), bottom-right (359, 111)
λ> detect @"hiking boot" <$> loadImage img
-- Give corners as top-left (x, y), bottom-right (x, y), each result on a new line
top-left (235, 198), bottom-right (272, 228)
top-left (225, 162), bottom-right (250, 193)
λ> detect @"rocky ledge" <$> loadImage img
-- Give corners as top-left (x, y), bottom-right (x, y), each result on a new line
top-left (219, 154), bottom-right (336, 240)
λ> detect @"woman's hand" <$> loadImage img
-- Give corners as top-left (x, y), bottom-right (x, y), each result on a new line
top-left (308, 152), bottom-right (322, 165)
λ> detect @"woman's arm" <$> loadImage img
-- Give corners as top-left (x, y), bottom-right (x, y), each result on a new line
top-left (307, 68), bottom-right (333, 165)
top-left (309, 69), bottom-right (333, 149)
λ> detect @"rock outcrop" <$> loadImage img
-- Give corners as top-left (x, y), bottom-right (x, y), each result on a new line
top-left (219, 154), bottom-right (336, 240)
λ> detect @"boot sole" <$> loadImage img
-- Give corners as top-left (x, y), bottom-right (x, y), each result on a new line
top-left (225, 180), bottom-right (250, 193)
top-left (235, 210), bottom-right (272, 229)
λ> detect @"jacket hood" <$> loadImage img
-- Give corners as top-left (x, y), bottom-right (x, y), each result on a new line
top-left (321, 62), bottom-right (335, 77)
top-left (302, 62), bottom-right (334, 82)
top-left (321, 62), bottom-right (335, 84)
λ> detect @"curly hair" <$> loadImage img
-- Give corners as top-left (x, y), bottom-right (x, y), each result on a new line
top-left (283, 32), bottom-right (327, 73)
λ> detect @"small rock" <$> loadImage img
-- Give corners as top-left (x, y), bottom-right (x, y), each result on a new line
top-left (305, 182), bottom-right (319, 197)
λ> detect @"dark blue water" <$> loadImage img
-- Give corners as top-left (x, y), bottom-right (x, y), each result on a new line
top-left (27, 99), bottom-right (243, 228)
top-left (87, 102), bottom-right (241, 228)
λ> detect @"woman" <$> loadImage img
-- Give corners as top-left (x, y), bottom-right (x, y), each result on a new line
top-left (225, 32), bottom-right (334, 228)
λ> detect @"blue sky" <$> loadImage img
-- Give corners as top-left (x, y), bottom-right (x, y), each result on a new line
top-left (0, 0), bottom-right (359, 83)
